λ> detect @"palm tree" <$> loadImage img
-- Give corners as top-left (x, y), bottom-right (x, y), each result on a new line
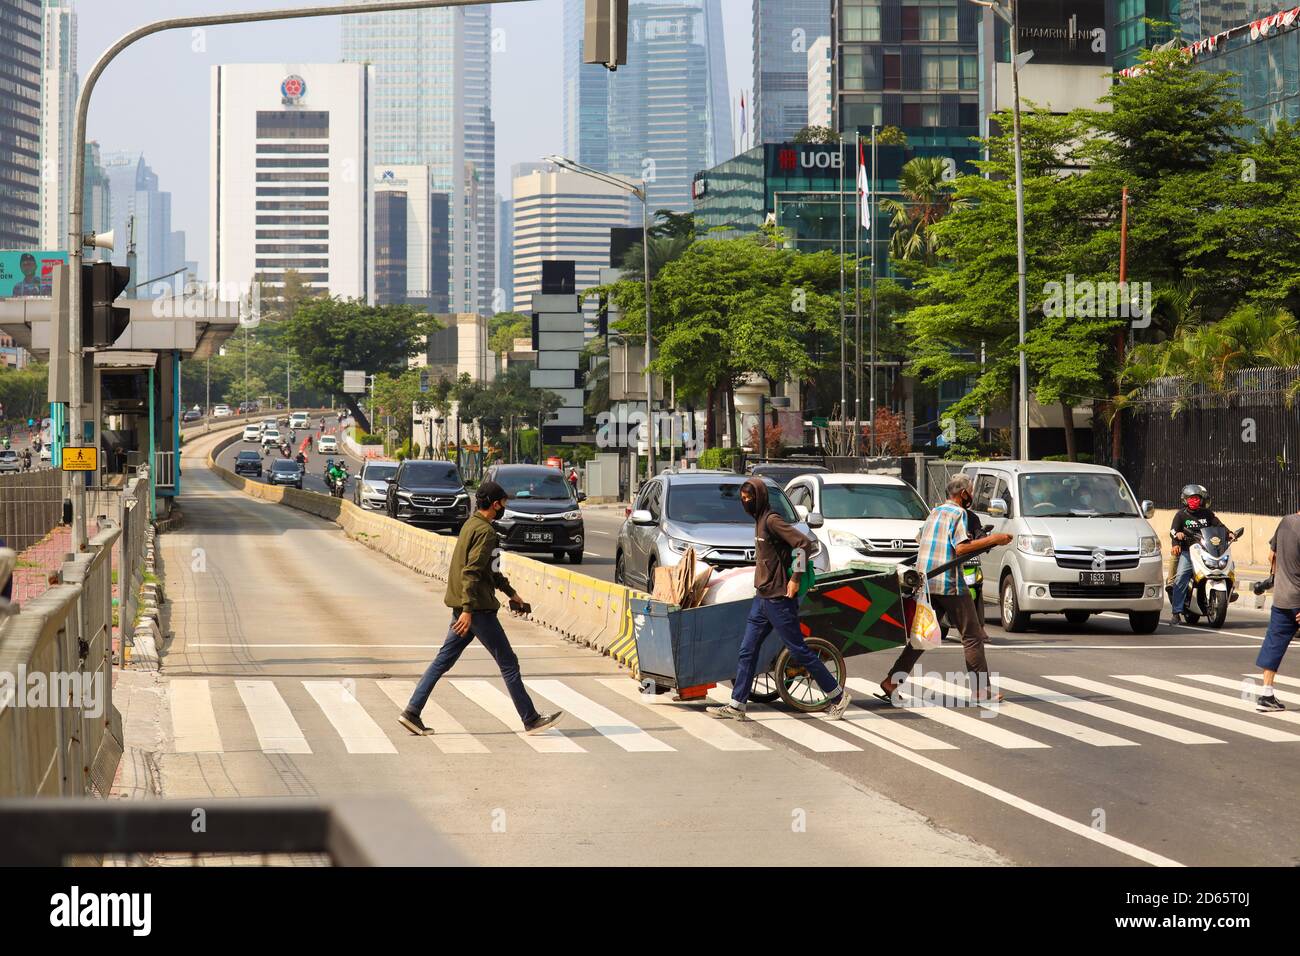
top-left (878, 156), bottom-right (967, 265)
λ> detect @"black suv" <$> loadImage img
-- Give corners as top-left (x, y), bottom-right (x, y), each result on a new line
top-left (484, 464), bottom-right (585, 564)
top-left (385, 460), bottom-right (470, 532)
top-left (266, 458), bottom-right (304, 489)
top-left (234, 450), bottom-right (263, 477)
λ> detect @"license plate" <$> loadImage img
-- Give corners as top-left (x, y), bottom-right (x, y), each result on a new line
top-left (524, 531), bottom-right (553, 544)
top-left (1078, 572), bottom-right (1120, 585)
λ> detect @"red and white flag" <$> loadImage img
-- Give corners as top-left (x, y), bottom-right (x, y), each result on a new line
top-left (857, 140), bottom-right (870, 231)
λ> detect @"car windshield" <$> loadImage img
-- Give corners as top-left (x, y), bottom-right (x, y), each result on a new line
top-left (666, 482), bottom-right (797, 524)
top-left (403, 461), bottom-right (461, 485)
top-left (365, 464), bottom-right (398, 482)
top-left (821, 483), bottom-right (929, 520)
top-left (272, 461), bottom-right (298, 472)
top-left (1018, 472), bottom-right (1139, 517)
top-left (498, 470), bottom-right (572, 500)
top-left (236, 452), bottom-right (260, 460)
top-left (0, 451), bottom-right (16, 460)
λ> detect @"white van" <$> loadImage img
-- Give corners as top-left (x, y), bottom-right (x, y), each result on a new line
top-left (289, 411), bottom-right (310, 431)
top-left (960, 461), bottom-right (1164, 634)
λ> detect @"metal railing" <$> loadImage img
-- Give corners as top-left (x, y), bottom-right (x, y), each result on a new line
top-left (0, 797), bottom-right (463, 866)
top-left (153, 450), bottom-right (176, 489)
top-left (0, 469), bottom-right (64, 554)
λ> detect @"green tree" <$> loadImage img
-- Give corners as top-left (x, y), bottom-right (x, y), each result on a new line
top-left (489, 311), bottom-right (531, 357)
top-left (878, 156), bottom-right (968, 266)
top-left (793, 125), bottom-right (840, 145)
top-left (280, 298), bottom-right (439, 432)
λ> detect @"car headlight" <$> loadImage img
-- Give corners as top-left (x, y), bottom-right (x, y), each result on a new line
top-left (828, 529), bottom-right (867, 550)
top-left (667, 537), bottom-right (693, 554)
top-left (559, 510), bottom-right (581, 521)
top-left (1139, 535), bottom-right (1160, 556)
top-left (396, 489), bottom-right (412, 499)
top-left (1017, 534), bottom-right (1055, 556)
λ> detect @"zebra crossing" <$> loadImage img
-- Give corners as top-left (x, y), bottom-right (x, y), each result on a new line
top-left (162, 670), bottom-right (1300, 759)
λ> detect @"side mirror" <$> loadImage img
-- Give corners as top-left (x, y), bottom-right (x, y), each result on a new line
top-left (1233, 526), bottom-right (1245, 539)
top-left (794, 504), bottom-right (809, 520)
top-left (988, 497), bottom-right (1008, 518)
top-left (630, 509), bottom-right (655, 526)
top-left (806, 511), bottom-right (825, 529)
top-left (1141, 499), bottom-right (1156, 519)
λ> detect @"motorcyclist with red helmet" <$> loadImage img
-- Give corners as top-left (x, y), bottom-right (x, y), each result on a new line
top-left (1169, 484), bottom-right (1234, 625)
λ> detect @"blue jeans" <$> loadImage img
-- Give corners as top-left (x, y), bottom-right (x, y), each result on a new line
top-left (406, 610), bottom-right (539, 725)
top-left (1257, 606), bottom-right (1300, 673)
top-left (1170, 552), bottom-right (1194, 614)
top-left (731, 596), bottom-right (843, 707)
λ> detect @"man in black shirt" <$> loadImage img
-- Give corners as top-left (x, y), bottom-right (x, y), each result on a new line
top-left (1169, 483), bottom-right (1233, 625)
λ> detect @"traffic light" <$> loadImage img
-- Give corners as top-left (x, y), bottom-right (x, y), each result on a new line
top-left (81, 261), bottom-right (131, 348)
top-left (584, 0), bottom-right (628, 70)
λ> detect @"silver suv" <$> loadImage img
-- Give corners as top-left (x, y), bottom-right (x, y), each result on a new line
top-left (614, 472), bottom-right (825, 591)
top-left (960, 461), bottom-right (1164, 634)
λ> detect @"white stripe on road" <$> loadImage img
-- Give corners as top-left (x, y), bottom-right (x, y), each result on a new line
top-left (1254, 674), bottom-right (1300, 689)
top-left (919, 675), bottom-right (1136, 747)
top-left (1113, 675), bottom-right (1300, 730)
top-left (994, 676), bottom-right (1223, 745)
top-left (1097, 612), bottom-right (1264, 642)
top-left (302, 681), bottom-right (398, 754)
top-left (376, 680), bottom-right (489, 753)
top-left (822, 688), bottom-right (959, 751)
top-left (235, 680), bottom-right (311, 754)
top-left (169, 679), bottom-right (224, 753)
top-left (1046, 676), bottom-right (1300, 743)
top-left (188, 643), bottom-right (554, 649)
top-left (891, 681), bottom-right (1051, 750)
top-left (598, 678), bottom-right (768, 751)
top-left (1194, 673), bottom-right (1300, 705)
top-left (706, 687), bottom-right (860, 752)
top-left (525, 679), bottom-right (673, 752)
top-left (805, 707), bottom-right (1184, 867)
top-left (451, 679), bottom-right (585, 753)
top-left (588, 530), bottom-right (611, 535)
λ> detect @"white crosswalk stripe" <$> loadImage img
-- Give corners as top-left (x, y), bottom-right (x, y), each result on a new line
top-left (525, 679), bottom-right (674, 752)
top-left (918, 675), bottom-right (1137, 747)
top-left (450, 679), bottom-right (585, 753)
top-left (891, 683), bottom-right (1051, 749)
top-left (1046, 676), bottom-right (1300, 743)
top-left (598, 679), bottom-right (768, 751)
top-left (841, 679), bottom-right (957, 750)
top-left (1198, 674), bottom-right (1300, 705)
top-left (235, 680), bottom-right (311, 754)
top-left (994, 676), bottom-right (1224, 745)
top-left (1114, 675), bottom-right (1300, 729)
top-left (169, 678), bottom-right (224, 753)
top-left (302, 681), bottom-right (398, 754)
top-left (706, 686), bottom-right (861, 752)
top-left (376, 680), bottom-right (490, 753)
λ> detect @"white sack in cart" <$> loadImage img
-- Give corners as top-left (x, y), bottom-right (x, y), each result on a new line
top-left (700, 566), bottom-right (756, 605)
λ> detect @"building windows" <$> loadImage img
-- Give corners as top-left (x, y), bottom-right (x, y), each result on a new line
top-left (254, 187), bottom-right (330, 197)
top-left (883, 52), bottom-right (901, 90)
top-left (255, 110), bottom-right (330, 139)
top-left (841, 0), bottom-right (882, 42)
top-left (919, 7), bottom-right (958, 42)
top-left (256, 142), bottom-right (329, 154)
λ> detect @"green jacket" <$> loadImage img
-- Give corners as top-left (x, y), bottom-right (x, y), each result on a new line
top-left (444, 513), bottom-right (516, 613)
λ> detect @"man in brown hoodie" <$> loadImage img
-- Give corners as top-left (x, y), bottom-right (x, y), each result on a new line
top-left (707, 478), bottom-right (852, 720)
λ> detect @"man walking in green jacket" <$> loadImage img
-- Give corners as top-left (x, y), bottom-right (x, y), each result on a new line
top-left (398, 480), bottom-right (563, 736)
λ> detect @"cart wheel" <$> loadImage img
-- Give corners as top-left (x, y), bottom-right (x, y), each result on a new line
top-left (750, 668), bottom-right (780, 704)
top-left (776, 638), bottom-right (846, 713)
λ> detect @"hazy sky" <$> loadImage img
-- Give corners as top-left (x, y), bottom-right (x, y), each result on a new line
top-left (76, 0), bottom-right (755, 275)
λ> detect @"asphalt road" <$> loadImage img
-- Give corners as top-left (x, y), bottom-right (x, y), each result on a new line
top-left (212, 414), bottom-right (362, 499)
top-left (119, 426), bottom-right (1003, 866)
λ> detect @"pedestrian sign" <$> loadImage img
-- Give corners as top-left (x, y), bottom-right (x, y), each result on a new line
top-left (60, 446), bottom-right (97, 471)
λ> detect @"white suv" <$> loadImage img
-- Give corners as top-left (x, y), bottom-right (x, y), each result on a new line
top-left (960, 461), bottom-right (1164, 634)
top-left (317, 434), bottom-right (338, 453)
top-left (242, 424), bottom-right (261, 442)
top-left (783, 473), bottom-right (928, 569)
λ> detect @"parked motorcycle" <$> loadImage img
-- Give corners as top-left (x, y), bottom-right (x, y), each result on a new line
top-left (1182, 523), bottom-right (1244, 628)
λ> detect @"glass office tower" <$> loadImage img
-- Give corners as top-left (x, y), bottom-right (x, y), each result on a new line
top-left (0, 0), bottom-right (42, 248)
top-left (753, 0), bottom-right (832, 144)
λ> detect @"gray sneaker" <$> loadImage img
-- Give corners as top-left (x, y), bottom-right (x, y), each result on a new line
top-left (706, 703), bottom-right (749, 721)
top-left (524, 711), bottom-right (564, 735)
top-left (826, 689), bottom-right (853, 719)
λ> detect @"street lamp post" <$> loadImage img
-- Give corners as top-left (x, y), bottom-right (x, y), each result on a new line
top-left (971, 0), bottom-right (1031, 460)
top-left (543, 154), bottom-right (655, 480)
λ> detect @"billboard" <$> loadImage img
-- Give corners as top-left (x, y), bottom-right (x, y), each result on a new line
top-left (0, 250), bottom-right (68, 299)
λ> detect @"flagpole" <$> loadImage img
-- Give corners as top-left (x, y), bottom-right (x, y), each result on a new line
top-left (838, 133), bottom-right (847, 441)
top-left (854, 129), bottom-right (862, 450)
top-left (869, 123), bottom-right (878, 456)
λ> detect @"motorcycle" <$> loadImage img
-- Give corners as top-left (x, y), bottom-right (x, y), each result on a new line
top-left (327, 469), bottom-right (348, 498)
top-left (1181, 523), bottom-right (1243, 628)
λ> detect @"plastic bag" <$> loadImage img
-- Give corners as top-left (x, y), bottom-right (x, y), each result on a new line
top-left (908, 585), bottom-right (942, 650)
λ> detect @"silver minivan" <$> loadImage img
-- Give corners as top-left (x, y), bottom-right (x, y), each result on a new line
top-left (960, 461), bottom-right (1164, 634)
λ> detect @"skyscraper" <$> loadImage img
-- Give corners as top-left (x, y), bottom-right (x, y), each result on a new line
top-left (753, 0), bottom-right (831, 143)
top-left (562, 0), bottom-right (732, 214)
top-left (497, 194), bottom-right (513, 314)
top-left (104, 151), bottom-right (187, 298)
top-left (0, 1), bottom-right (43, 249)
top-left (40, 0), bottom-right (76, 251)
top-left (342, 2), bottom-right (495, 315)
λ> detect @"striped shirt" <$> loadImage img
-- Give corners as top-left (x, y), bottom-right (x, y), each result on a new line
top-left (917, 501), bottom-right (970, 595)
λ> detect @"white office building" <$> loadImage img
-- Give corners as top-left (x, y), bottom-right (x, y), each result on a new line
top-left (512, 165), bottom-right (634, 325)
top-left (807, 35), bottom-right (833, 130)
top-left (209, 63), bottom-right (375, 302)
top-left (40, 0), bottom-right (76, 251)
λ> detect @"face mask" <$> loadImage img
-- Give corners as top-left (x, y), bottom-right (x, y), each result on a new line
top-left (1187, 497), bottom-right (1202, 510)
top-left (741, 494), bottom-right (757, 516)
